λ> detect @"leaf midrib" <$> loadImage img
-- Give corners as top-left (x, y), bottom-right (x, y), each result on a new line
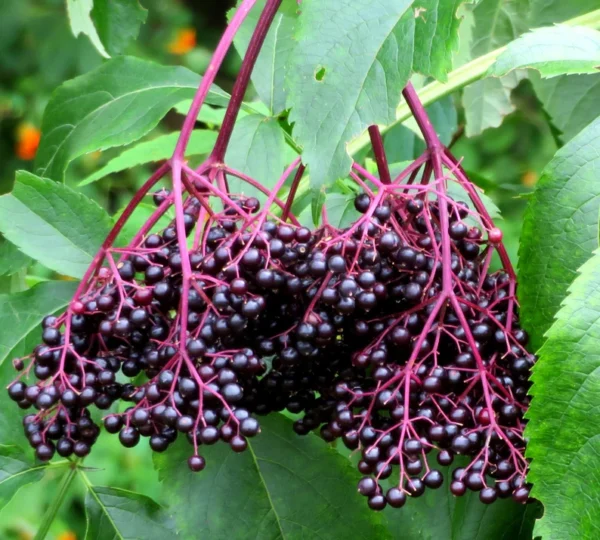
top-left (247, 441), bottom-right (286, 539)
top-left (0, 463), bottom-right (47, 487)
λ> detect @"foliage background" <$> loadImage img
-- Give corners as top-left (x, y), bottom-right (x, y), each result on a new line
top-left (0, 0), bottom-right (591, 538)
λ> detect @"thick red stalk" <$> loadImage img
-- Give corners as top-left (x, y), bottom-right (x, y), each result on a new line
top-left (368, 125), bottom-right (391, 185)
top-left (210, 0), bottom-right (283, 162)
top-left (173, 0), bottom-right (258, 160)
top-left (282, 164), bottom-right (306, 223)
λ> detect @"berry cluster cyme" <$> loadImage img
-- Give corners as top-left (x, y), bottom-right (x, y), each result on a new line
top-left (7, 0), bottom-right (536, 514)
top-left (7, 150), bottom-right (535, 510)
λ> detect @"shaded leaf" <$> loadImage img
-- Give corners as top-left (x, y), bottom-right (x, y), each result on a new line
top-left (225, 114), bottom-right (289, 198)
top-left (526, 248), bottom-right (600, 539)
top-left (80, 129), bottom-right (217, 186)
top-left (230, 0), bottom-right (298, 114)
top-left (35, 56), bottom-right (229, 182)
top-left (0, 321), bottom-right (64, 451)
top-left (383, 463), bottom-right (540, 539)
top-left (0, 171), bottom-right (111, 278)
top-left (529, 0), bottom-right (599, 26)
top-left (446, 179), bottom-right (503, 223)
top-left (0, 446), bottom-right (46, 512)
top-left (463, 0), bottom-right (530, 136)
top-left (85, 485), bottom-right (177, 540)
top-left (91, 0), bottom-right (148, 56)
top-left (489, 25), bottom-right (600, 78)
top-left (66, 0), bottom-right (110, 58)
top-left (463, 71), bottom-right (526, 137)
top-left (518, 116), bottom-right (600, 349)
top-left (114, 203), bottom-right (173, 248)
top-left (386, 94), bottom-right (458, 161)
top-left (287, 0), bottom-right (467, 187)
top-left (531, 71), bottom-right (600, 142)
top-left (154, 413), bottom-right (386, 539)
top-left (323, 193), bottom-right (361, 228)
top-left (0, 281), bottom-right (76, 366)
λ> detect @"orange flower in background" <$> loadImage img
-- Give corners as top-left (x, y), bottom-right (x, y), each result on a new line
top-left (57, 532), bottom-right (77, 540)
top-left (15, 123), bottom-right (41, 160)
top-left (168, 28), bottom-right (196, 55)
top-left (521, 170), bottom-right (538, 187)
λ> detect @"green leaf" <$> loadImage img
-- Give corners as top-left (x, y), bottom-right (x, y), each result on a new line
top-left (84, 485), bottom-right (177, 540)
top-left (531, 71), bottom-right (600, 142)
top-left (0, 329), bottom-right (45, 450)
top-left (230, 0), bottom-right (297, 114)
top-left (526, 248), bottom-right (600, 539)
top-left (529, 0), bottom-right (599, 27)
top-left (412, 0), bottom-right (466, 81)
top-left (0, 236), bottom-right (30, 277)
top-left (173, 102), bottom-right (229, 124)
top-left (518, 116), bottom-right (600, 350)
top-left (66, 0), bottom-right (110, 58)
top-left (154, 414), bottom-right (386, 539)
top-left (114, 203), bottom-right (172, 248)
top-left (287, 0), bottom-right (467, 187)
top-left (383, 462), bottom-right (540, 539)
top-left (0, 281), bottom-right (77, 366)
top-left (324, 192), bottom-right (361, 228)
top-left (0, 172), bottom-right (111, 279)
top-left (91, 0), bottom-right (148, 56)
top-left (385, 95), bottom-right (457, 161)
top-left (489, 25), bottom-right (600, 78)
top-left (35, 56), bottom-right (229, 182)
top-left (463, 72), bottom-right (526, 137)
top-left (79, 129), bottom-right (217, 186)
top-left (462, 0), bottom-right (530, 136)
top-left (446, 179), bottom-right (502, 223)
top-left (0, 446), bottom-right (46, 512)
top-left (225, 114), bottom-right (288, 198)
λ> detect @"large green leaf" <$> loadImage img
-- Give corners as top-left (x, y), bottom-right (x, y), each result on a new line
top-left (462, 0), bottom-right (530, 137)
top-left (0, 172), bottom-right (111, 278)
top-left (66, 0), bottom-right (110, 58)
top-left (0, 236), bottom-right (30, 277)
top-left (225, 114), bottom-right (289, 198)
top-left (230, 0), bottom-right (297, 115)
top-left (0, 280), bottom-right (76, 366)
top-left (526, 248), bottom-right (600, 539)
top-left (518, 116), bottom-right (600, 350)
top-left (286, 0), bottom-right (467, 187)
top-left (84, 485), bottom-right (177, 540)
top-left (0, 446), bottom-right (47, 512)
top-left (91, 0), bottom-right (148, 56)
top-left (79, 129), bottom-right (217, 186)
top-left (531, 72), bottom-right (600, 142)
top-left (35, 56), bottom-right (229, 182)
top-left (154, 413), bottom-right (386, 539)
top-left (489, 25), bottom-right (600, 78)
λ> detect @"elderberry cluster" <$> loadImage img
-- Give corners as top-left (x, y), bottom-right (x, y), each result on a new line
top-left (8, 179), bottom-right (535, 511)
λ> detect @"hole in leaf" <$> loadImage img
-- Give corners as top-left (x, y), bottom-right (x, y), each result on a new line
top-left (314, 66), bottom-right (326, 82)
